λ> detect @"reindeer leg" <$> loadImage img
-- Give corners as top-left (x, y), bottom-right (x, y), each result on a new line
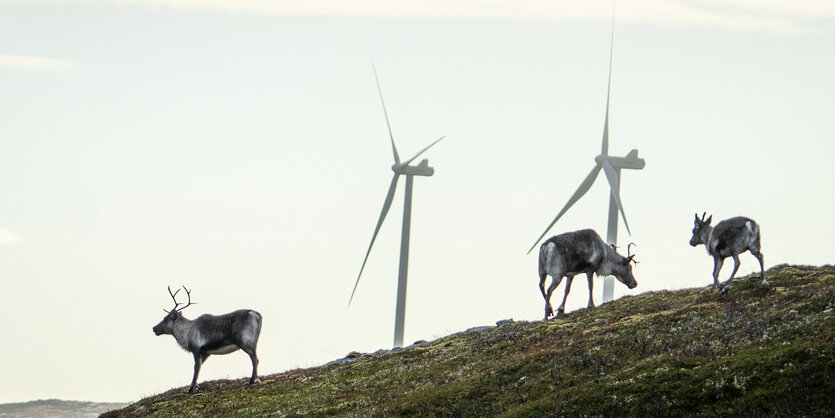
top-left (189, 353), bottom-right (203, 394)
top-left (712, 256), bottom-right (724, 293)
top-left (751, 249), bottom-right (767, 286)
top-left (539, 273), bottom-right (548, 304)
top-left (721, 255), bottom-right (740, 294)
top-left (544, 275), bottom-right (563, 320)
top-left (586, 272), bottom-right (595, 308)
top-left (729, 254), bottom-right (741, 280)
top-left (243, 347), bottom-right (260, 384)
top-left (557, 276), bottom-right (574, 316)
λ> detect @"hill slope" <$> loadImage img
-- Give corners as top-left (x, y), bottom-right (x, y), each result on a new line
top-left (105, 264), bottom-right (834, 417)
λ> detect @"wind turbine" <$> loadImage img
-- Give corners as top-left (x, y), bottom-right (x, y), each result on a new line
top-left (348, 65), bottom-right (445, 348)
top-left (527, 9), bottom-right (645, 303)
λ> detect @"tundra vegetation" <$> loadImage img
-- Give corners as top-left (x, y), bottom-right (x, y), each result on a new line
top-left (108, 265), bottom-right (834, 417)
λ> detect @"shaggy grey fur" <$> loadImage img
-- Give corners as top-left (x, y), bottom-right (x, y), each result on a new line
top-left (690, 212), bottom-right (767, 293)
top-left (538, 229), bottom-right (637, 320)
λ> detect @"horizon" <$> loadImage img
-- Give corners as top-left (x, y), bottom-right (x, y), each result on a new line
top-left (1, 0), bottom-right (833, 404)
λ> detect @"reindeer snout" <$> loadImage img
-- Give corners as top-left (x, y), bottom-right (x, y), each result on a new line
top-left (153, 326), bottom-right (162, 336)
top-left (628, 280), bottom-right (638, 289)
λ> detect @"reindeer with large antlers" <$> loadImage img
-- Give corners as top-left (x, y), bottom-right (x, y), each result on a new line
top-left (152, 286), bottom-right (262, 394)
top-left (538, 229), bottom-right (638, 320)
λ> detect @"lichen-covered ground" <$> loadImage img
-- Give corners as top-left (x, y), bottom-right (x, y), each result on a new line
top-left (104, 264), bottom-right (834, 417)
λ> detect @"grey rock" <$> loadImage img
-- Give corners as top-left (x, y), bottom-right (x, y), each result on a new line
top-left (466, 326), bottom-right (492, 334)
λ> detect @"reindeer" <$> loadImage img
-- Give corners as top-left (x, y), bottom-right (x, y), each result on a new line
top-left (690, 212), bottom-right (767, 293)
top-left (152, 286), bottom-right (262, 394)
top-left (538, 229), bottom-right (638, 320)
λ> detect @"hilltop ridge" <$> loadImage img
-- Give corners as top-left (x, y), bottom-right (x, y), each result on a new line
top-left (105, 264), bottom-right (834, 416)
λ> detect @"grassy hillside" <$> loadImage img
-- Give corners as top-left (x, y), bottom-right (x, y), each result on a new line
top-left (105, 264), bottom-right (834, 417)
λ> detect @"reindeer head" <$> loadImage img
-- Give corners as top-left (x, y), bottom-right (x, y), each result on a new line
top-left (690, 212), bottom-right (713, 247)
top-left (612, 243), bottom-right (639, 289)
top-left (153, 286), bottom-right (195, 336)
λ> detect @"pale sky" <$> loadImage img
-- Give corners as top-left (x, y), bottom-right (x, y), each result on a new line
top-left (1, 0), bottom-right (833, 404)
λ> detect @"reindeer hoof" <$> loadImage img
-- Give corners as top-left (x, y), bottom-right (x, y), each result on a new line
top-left (250, 377), bottom-right (261, 385)
top-left (761, 279), bottom-right (769, 287)
top-left (720, 285), bottom-right (731, 294)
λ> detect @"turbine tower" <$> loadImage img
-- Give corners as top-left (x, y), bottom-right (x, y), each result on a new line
top-left (349, 65), bottom-right (445, 348)
top-left (527, 8), bottom-right (644, 303)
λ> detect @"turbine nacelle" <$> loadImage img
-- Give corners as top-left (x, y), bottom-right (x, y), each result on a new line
top-left (392, 159), bottom-right (434, 176)
top-left (594, 149), bottom-right (645, 170)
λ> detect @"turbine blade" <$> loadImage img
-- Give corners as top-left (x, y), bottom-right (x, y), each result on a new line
top-left (601, 159), bottom-right (632, 236)
top-left (601, 82), bottom-right (610, 156)
top-left (403, 135), bottom-right (445, 166)
top-left (602, 1), bottom-right (616, 157)
top-left (349, 173), bottom-right (400, 306)
top-left (527, 165), bottom-right (602, 254)
top-left (372, 63), bottom-right (399, 165)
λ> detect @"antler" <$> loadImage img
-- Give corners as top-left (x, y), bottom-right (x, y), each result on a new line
top-left (163, 285), bottom-right (180, 313)
top-left (626, 242), bottom-right (639, 265)
top-left (176, 286), bottom-right (194, 312)
top-left (163, 285), bottom-right (195, 313)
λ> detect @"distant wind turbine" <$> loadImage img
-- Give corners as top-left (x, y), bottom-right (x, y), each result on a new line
top-left (527, 6), bottom-right (645, 303)
top-left (348, 65), bottom-right (445, 348)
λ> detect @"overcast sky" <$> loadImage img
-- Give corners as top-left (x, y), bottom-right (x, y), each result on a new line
top-left (1, 0), bottom-right (833, 404)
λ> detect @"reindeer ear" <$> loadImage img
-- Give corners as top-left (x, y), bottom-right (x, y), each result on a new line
top-left (694, 213), bottom-right (699, 222)
top-left (706, 215), bottom-right (712, 225)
